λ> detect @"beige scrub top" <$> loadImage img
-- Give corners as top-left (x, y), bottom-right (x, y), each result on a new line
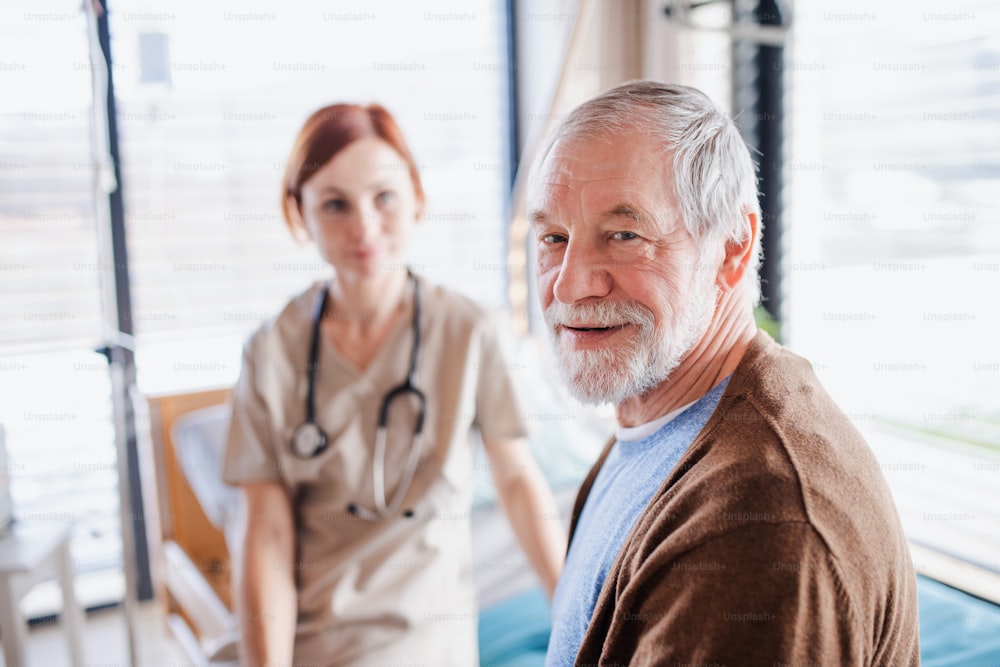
top-left (222, 275), bottom-right (529, 667)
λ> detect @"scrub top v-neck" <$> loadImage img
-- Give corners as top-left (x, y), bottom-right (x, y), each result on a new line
top-left (222, 275), bottom-right (529, 667)
top-left (319, 289), bottom-right (411, 383)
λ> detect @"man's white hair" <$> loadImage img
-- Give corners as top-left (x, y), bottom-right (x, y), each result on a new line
top-left (535, 80), bottom-right (763, 303)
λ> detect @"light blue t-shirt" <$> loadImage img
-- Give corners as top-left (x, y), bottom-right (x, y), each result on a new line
top-left (545, 378), bottom-right (729, 667)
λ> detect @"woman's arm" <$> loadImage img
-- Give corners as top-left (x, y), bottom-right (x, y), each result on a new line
top-left (234, 482), bottom-right (297, 667)
top-left (481, 436), bottom-right (566, 598)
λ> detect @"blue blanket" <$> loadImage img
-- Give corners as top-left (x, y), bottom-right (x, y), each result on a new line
top-left (478, 577), bottom-right (1000, 666)
top-left (918, 575), bottom-right (1000, 666)
top-left (478, 587), bottom-right (551, 667)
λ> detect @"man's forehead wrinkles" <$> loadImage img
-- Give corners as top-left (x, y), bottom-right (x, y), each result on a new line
top-left (541, 159), bottom-right (657, 193)
top-left (547, 156), bottom-right (645, 175)
top-left (541, 168), bottom-right (642, 187)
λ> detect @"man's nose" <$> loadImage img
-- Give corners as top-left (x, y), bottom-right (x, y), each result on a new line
top-left (551, 240), bottom-right (612, 304)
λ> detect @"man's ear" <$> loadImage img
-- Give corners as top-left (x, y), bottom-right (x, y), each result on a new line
top-left (718, 208), bottom-right (759, 289)
top-left (285, 195), bottom-right (311, 243)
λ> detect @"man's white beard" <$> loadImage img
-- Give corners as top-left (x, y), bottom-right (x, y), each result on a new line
top-left (545, 280), bottom-right (717, 406)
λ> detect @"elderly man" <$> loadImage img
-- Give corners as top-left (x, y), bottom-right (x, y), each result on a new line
top-left (528, 81), bottom-right (919, 666)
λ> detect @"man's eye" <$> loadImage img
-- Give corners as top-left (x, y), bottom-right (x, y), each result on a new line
top-left (376, 191), bottom-right (396, 205)
top-left (541, 233), bottom-right (567, 244)
top-left (612, 231), bottom-right (638, 241)
top-left (323, 199), bottom-right (347, 213)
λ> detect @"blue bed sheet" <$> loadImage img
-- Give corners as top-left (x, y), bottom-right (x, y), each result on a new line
top-left (918, 575), bottom-right (1000, 666)
top-left (478, 576), bottom-right (1000, 666)
top-left (478, 587), bottom-right (550, 667)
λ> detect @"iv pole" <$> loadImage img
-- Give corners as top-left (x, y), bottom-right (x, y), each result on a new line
top-left (82, 0), bottom-right (147, 664)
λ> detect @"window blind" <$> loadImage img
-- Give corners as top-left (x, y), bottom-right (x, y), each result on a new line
top-left (785, 0), bottom-right (1000, 576)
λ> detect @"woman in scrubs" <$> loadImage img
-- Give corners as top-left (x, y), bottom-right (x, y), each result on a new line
top-left (222, 103), bottom-right (565, 667)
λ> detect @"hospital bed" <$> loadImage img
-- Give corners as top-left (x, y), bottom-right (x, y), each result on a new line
top-left (145, 337), bottom-right (610, 666)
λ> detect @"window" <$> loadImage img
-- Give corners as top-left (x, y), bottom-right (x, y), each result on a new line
top-left (0, 0), bottom-right (125, 611)
top-left (0, 0), bottom-right (517, 613)
top-left (785, 0), bottom-right (1000, 581)
top-left (109, 0), bottom-right (516, 395)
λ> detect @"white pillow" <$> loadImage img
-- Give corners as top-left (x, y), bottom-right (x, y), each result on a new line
top-left (171, 404), bottom-right (241, 552)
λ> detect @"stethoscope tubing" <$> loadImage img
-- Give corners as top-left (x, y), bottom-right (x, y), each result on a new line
top-left (294, 270), bottom-right (425, 521)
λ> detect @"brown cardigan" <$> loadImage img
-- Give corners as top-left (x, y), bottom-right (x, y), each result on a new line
top-left (568, 331), bottom-right (920, 666)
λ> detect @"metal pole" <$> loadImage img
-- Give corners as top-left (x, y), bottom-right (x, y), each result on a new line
top-left (84, 0), bottom-right (151, 663)
top-left (730, 0), bottom-right (786, 330)
top-left (753, 0), bottom-right (785, 326)
top-left (504, 0), bottom-right (521, 307)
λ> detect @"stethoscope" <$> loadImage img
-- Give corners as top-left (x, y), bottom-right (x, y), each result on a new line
top-left (291, 271), bottom-right (426, 520)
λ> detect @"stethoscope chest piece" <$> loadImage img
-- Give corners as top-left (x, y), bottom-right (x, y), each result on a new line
top-left (292, 420), bottom-right (328, 459)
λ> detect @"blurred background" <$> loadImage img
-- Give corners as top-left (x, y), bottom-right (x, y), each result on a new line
top-left (0, 0), bottom-right (998, 665)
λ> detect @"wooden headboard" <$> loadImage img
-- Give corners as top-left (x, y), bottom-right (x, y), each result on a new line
top-left (146, 386), bottom-right (233, 614)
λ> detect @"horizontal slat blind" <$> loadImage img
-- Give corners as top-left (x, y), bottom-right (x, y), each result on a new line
top-left (0, 3), bottom-right (125, 610)
top-left (106, 0), bottom-right (513, 394)
top-left (0, 2), bottom-right (103, 351)
top-left (785, 0), bottom-right (1000, 575)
